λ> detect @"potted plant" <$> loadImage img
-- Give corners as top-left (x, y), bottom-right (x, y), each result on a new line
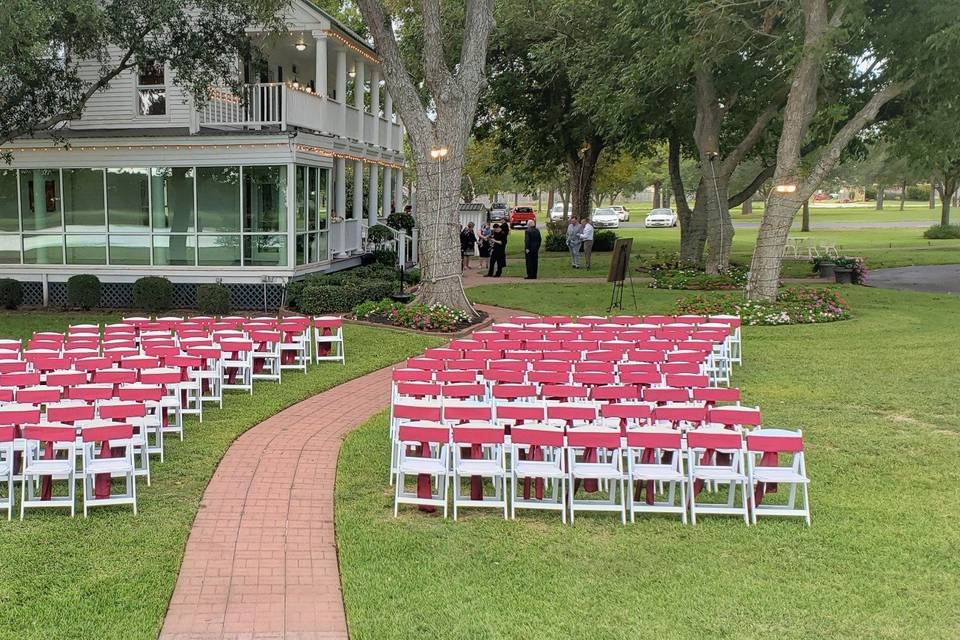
top-left (812, 257), bottom-right (836, 280)
top-left (833, 256), bottom-right (867, 284)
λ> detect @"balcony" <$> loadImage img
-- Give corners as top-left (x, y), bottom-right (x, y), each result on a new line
top-left (195, 83), bottom-right (402, 150)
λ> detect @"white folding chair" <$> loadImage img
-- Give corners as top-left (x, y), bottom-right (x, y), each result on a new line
top-left (313, 317), bottom-right (345, 364)
top-left (509, 424), bottom-right (567, 522)
top-left (567, 426), bottom-right (627, 524)
top-left (747, 429), bottom-right (811, 526)
top-left (389, 399), bottom-right (443, 485)
top-left (20, 424), bottom-right (77, 518)
top-left (81, 422), bottom-right (137, 516)
top-left (686, 427), bottom-right (750, 525)
top-left (393, 423), bottom-right (451, 517)
top-left (0, 425), bottom-right (13, 520)
top-left (251, 330), bottom-right (282, 383)
top-left (451, 423), bottom-right (507, 520)
top-left (626, 427), bottom-right (687, 523)
top-left (220, 339), bottom-right (254, 395)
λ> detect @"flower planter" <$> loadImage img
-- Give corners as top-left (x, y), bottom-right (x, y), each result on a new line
top-left (818, 261), bottom-right (836, 279)
top-left (834, 268), bottom-right (853, 284)
top-left (390, 293), bottom-right (414, 303)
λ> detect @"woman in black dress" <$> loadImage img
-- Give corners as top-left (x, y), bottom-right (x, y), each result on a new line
top-left (460, 221), bottom-right (477, 270)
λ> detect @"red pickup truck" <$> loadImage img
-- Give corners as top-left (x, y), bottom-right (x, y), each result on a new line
top-left (509, 206), bottom-right (536, 228)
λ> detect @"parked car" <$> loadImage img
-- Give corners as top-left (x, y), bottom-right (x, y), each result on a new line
top-left (591, 207), bottom-right (620, 229)
top-left (489, 202), bottom-right (508, 222)
top-left (548, 203), bottom-right (570, 222)
top-left (644, 207), bottom-right (678, 228)
top-left (509, 206), bottom-right (537, 228)
top-left (611, 205), bottom-right (630, 221)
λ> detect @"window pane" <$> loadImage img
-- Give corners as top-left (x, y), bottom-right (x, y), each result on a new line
top-left (109, 234), bottom-right (150, 265)
top-left (296, 233), bottom-right (306, 265)
top-left (243, 165), bottom-right (286, 232)
top-left (197, 167), bottom-right (240, 232)
top-left (308, 167), bottom-right (318, 231)
top-left (296, 166), bottom-right (306, 232)
top-left (138, 61), bottom-right (165, 85)
top-left (309, 231), bottom-right (328, 263)
top-left (198, 235), bottom-right (241, 266)
top-left (106, 168), bottom-right (149, 232)
top-left (23, 234), bottom-right (62, 264)
top-left (20, 169), bottom-right (61, 231)
top-left (153, 235), bottom-right (197, 266)
top-left (0, 235), bottom-right (19, 264)
top-left (151, 167), bottom-right (195, 232)
top-left (0, 169), bottom-right (18, 232)
top-left (62, 168), bottom-right (105, 231)
top-left (66, 234), bottom-right (106, 265)
top-left (243, 234), bottom-right (287, 266)
top-left (138, 90), bottom-right (167, 116)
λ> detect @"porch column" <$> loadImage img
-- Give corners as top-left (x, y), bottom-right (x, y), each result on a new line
top-left (368, 163), bottom-right (380, 226)
top-left (370, 69), bottom-right (381, 146)
top-left (382, 166), bottom-right (393, 217)
top-left (384, 92), bottom-right (393, 149)
top-left (395, 168), bottom-right (403, 211)
top-left (353, 60), bottom-right (365, 141)
top-left (336, 48), bottom-right (347, 136)
top-left (352, 159), bottom-right (364, 252)
top-left (313, 31), bottom-right (328, 97)
top-left (335, 157), bottom-right (347, 257)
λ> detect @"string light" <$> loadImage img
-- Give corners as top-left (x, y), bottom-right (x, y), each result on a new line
top-left (323, 30), bottom-right (379, 64)
top-left (295, 144), bottom-right (403, 169)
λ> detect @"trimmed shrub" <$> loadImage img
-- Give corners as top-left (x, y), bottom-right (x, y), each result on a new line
top-left (650, 265), bottom-right (747, 290)
top-left (373, 248), bottom-right (398, 266)
top-left (545, 233), bottom-right (568, 252)
top-left (907, 184), bottom-right (931, 201)
top-left (386, 211), bottom-right (415, 233)
top-left (923, 224), bottom-right (960, 239)
top-left (196, 283), bottom-right (231, 314)
top-left (0, 278), bottom-right (23, 310)
top-left (297, 279), bottom-right (396, 314)
top-left (66, 274), bottom-right (102, 310)
top-left (367, 224), bottom-right (394, 244)
top-left (593, 230), bottom-right (617, 251)
top-left (133, 276), bottom-right (174, 312)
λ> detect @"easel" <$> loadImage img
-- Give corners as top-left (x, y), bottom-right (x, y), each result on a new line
top-left (606, 238), bottom-right (638, 312)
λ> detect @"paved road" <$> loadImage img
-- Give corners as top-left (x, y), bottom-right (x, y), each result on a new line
top-left (614, 220), bottom-right (936, 231)
top-left (868, 264), bottom-right (960, 294)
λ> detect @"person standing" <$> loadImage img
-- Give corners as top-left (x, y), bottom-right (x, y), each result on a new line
top-left (566, 217), bottom-right (583, 268)
top-left (523, 220), bottom-right (542, 279)
top-left (579, 217), bottom-right (595, 270)
top-left (485, 223), bottom-right (507, 277)
top-left (478, 222), bottom-right (492, 258)
top-left (460, 221), bottom-right (477, 270)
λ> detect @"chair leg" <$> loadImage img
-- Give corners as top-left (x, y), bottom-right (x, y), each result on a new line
top-left (803, 483), bottom-right (811, 526)
top-left (741, 481), bottom-right (750, 525)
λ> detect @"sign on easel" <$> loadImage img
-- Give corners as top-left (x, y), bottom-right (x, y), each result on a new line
top-left (606, 237), bottom-right (637, 310)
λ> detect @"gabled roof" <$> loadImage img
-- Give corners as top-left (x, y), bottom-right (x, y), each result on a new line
top-left (300, 0), bottom-right (378, 59)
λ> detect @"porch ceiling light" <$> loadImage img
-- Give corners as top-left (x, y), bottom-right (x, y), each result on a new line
top-left (775, 182), bottom-right (798, 194)
top-left (430, 147), bottom-right (449, 159)
top-left (348, 65), bottom-right (356, 79)
top-left (295, 40), bottom-right (307, 52)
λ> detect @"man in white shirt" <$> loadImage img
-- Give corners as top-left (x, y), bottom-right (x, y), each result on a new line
top-left (578, 217), bottom-right (595, 270)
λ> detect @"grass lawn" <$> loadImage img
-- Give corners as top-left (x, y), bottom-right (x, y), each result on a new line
top-left (494, 220), bottom-right (960, 280)
top-left (0, 311), bottom-right (442, 640)
top-left (335, 284), bottom-right (960, 639)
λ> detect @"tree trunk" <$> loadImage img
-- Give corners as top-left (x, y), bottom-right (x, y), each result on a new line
top-left (747, 194), bottom-right (798, 300)
top-left (801, 199), bottom-right (810, 231)
top-left (741, 194), bottom-right (753, 216)
top-left (652, 181), bottom-right (661, 208)
top-left (669, 131), bottom-right (705, 264)
top-left (546, 189), bottom-right (554, 215)
top-left (900, 182), bottom-right (906, 211)
top-left (567, 140), bottom-right (603, 222)
top-left (663, 191), bottom-right (671, 208)
top-left (936, 178), bottom-right (956, 225)
top-left (513, 192), bottom-right (518, 206)
top-left (929, 176), bottom-right (936, 209)
top-left (702, 164), bottom-right (734, 273)
top-left (875, 184), bottom-right (884, 210)
top-left (693, 68), bottom-right (734, 274)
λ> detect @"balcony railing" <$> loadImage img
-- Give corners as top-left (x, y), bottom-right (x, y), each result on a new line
top-left (195, 83), bottom-right (402, 150)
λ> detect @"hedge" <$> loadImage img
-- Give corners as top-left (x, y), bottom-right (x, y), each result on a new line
top-left (0, 279), bottom-right (23, 310)
top-left (297, 280), bottom-right (396, 314)
top-left (196, 283), bottom-right (231, 314)
top-left (66, 274), bottom-right (101, 310)
top-left (133, 276), bottom-right (174, 312)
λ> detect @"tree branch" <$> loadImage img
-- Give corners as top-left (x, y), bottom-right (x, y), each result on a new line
top-left (668, 130), bottom-right (691, 217)
top-left (421, 0), bottom-right (454, 105)
top-left (719, 101), bottom-right (780, 178)
top-left (458, 0), bottom-right (495, 98)
top-left (728, 164), bottom-right (774, 208)
top-left (802, 80), bottom-right (914, 198)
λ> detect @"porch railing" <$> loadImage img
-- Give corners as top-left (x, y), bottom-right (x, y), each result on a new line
top-left (197, 83), bottom-right (285, 129)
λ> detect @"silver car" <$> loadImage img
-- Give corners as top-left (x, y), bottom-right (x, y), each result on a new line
top-left (644, 207), bottom-right (678, 228)
top-left (591, 207), bottom-right (620, 229)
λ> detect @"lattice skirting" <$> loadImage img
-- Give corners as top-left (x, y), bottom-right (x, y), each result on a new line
top-left (32, 282), bottom-right (285, 311)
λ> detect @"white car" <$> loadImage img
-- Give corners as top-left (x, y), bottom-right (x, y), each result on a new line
top-left (591, 207), bottom-right (620, 229)
top-left (644, 207), bottom-right (678, 228)
top-left (549, 203), bottom-right (571, 221)
top-left (611, 205), bottom-right (630, 221)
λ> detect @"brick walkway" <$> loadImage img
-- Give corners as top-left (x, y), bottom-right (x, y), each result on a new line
top-left (160, 306), bottom-right (512, 640)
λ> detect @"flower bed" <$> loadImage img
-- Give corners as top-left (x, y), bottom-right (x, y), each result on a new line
top-left (674, 287), bottom-right (850, 325)
top-left (649, 265), bottom-right (748, 290)
top-left (353, 299), bottom-right (479, 332)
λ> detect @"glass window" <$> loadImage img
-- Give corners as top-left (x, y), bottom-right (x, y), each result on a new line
top-left (66, 234), bottom-right (106, 265)
top-left (243, 165), bottom-right (286, 232)
top-left (308, 167), bottom-right (328, 230)
top-left (109, 234), bottom-right (150, 265)
top-left (0, 169), bottom-right (18, 232)
top-left (153, 234), bottom-right (197, 266)
top-left (243, 234), bottom-right (287, 266)
top-left (197, 167), bottom-right (240, 232)
top-left (23, 234), bottom-right (62, 264)
top-left (309, 231), bottom-right (328, 263)
top-left (344, 164), bottom-right (354, 219)
top-left (106, 168), bottom-right (149, 232)
top-left (296, 233), bottom-right (306, 265)
top-left (295, 166), bottom-right (306, 232)
top-left (137, 60), bottom-right (166, 116)
top-left (20, 169), bottom-right (62, 231)
top-left (0, 235), bottom-right (19, 264)
top-left (151, 167), bottom-right (195, 232)
top-left (62, 168), bottom-right (105, 231)
top-left (197, 235), bottom-right (241, 266)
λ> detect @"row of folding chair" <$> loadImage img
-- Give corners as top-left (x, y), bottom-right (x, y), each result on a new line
top-left (393, 422), bottom-right (809, 526)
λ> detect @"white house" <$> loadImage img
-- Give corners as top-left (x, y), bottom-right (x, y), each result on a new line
top-left (0, 0), bottom-right (408, 308)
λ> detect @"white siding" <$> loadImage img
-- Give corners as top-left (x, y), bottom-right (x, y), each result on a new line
top-left (69, 46), bottom-right (193, 130)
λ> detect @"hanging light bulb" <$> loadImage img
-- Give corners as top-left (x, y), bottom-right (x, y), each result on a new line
top-left (295, 40), bottom-right (307, 52)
